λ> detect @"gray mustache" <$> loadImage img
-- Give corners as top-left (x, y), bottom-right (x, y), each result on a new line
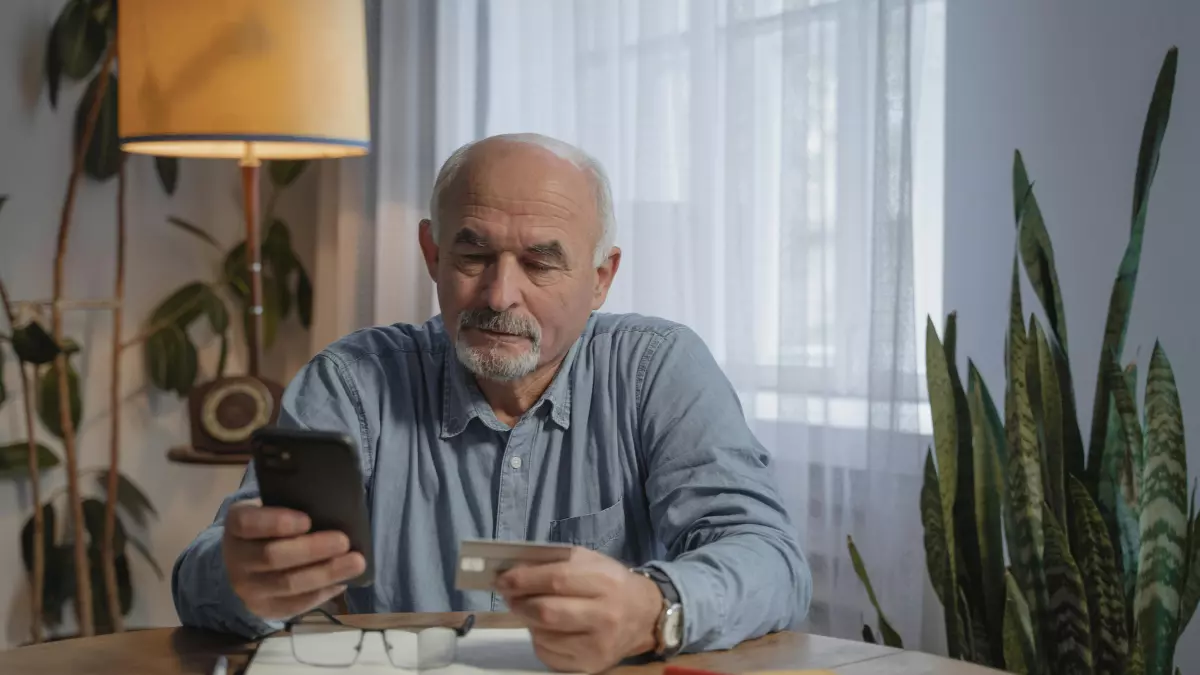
top-left (459, 309), bottom-right (540, 341)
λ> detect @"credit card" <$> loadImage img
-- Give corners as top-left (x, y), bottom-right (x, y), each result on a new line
top-left (454, 538), bottom-right (574, 591)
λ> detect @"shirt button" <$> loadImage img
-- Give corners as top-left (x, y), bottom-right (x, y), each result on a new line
top-left (509, 456), bottom-right (523, 470)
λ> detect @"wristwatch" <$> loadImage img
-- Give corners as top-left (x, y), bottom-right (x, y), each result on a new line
top-left (635, 567), bottom-right (684, 658)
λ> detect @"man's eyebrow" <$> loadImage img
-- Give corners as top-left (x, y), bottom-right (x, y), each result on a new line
top-left (452, 228), bottom-right (489, 248)
top-left (527, 241), bottom-right (567, 263)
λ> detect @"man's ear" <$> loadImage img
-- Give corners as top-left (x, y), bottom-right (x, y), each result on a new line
top-left (591, 247), bottom-right (621, 310)
top-left (418, 219), bottom-right (439, 280)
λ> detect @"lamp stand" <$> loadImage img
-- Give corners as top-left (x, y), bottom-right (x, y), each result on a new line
top-left (172, 144), bottom-right (283, 463)
top-left (240, 146), bottom-right (264, 377)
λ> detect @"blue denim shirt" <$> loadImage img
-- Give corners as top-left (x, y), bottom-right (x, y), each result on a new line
top-left (172, 312), bottom-right (811, 652)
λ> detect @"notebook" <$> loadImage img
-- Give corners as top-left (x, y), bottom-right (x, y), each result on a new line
top-left (244, 627), bottom-right (580, 675)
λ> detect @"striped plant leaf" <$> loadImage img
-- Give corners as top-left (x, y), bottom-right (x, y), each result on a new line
top-left (1003, 570), bottom-right (1037, 675)
top-left (969, 361), bottom-right (1008, 656)
top-left (944, 314), bottom-right (992, 664)
top-left (1069, 476), bottom-right (1128, 675)
top-left (1045, 504), bottom-right (1094, 675)
top-left (1118, 492), bottom-right (1142, 610)
top-left (1029, 317), bottom-right (1068, 529)
top-left (846, 535), bottom-right (904, 648)
top-left (1179, 487), bottom-right (1200, 637)
top-left (1087, 47), bottom-right (1177, 496)
top-left (1005, 256), bottom-right (1047, 636)
top-left (925, 318), bottom-right (959, 595)
top-left (1127, 636), bottom-right (1145, 675)
top-left (1107, 356), bottom-right (1145, 512)
top-left (1012, 150), bottom-right (1068, 353)
top-left (921, 448), bottom-right (965, 658)
top-left (1135, 342), bottom-right (1188, 675)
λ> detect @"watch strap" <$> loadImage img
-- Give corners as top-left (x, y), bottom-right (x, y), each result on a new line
top-left (634, 566), bottom-right (683, 658)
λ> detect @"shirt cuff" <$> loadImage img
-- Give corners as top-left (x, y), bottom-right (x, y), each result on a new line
top-left (173, 526), bottom-right (285, 639)
top-left (637, 559), bottom-right (725, 653)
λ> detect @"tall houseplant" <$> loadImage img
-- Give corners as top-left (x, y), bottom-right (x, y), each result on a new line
top-left (849, 46), bottom-right (1194, 675)
top-left (0, 0), bottom-right (175, 641)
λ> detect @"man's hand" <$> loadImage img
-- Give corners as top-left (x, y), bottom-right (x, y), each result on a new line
top-left (495, 547), bottom-right (664, 673)
top-left (222, 499), bottom-right (367, 620)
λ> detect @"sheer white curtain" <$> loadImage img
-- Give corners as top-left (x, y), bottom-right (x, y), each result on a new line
top-left (317, 0), bottom-right (945, 650)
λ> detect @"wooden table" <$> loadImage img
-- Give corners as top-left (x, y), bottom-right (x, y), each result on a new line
top-left (0, 612), bottom-right (1007, 674)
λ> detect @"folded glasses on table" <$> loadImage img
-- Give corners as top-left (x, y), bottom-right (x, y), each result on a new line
top-left (284, 608), bottom-right (476, 669)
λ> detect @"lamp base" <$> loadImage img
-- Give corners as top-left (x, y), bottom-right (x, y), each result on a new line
top-left (186, 375), bottom-right (283, 455)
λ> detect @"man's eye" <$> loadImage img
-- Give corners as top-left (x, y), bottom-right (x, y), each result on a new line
top-left (461, 254), bottom-right (490, 263)
top-left (525, 261), bottom-right (553, 272)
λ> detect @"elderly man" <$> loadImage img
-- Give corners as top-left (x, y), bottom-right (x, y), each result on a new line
top-left (172, 133), bottom-right (811, 672)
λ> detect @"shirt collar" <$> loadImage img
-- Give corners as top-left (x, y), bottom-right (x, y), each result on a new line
top-left (439, 329), bottom-right (579, 439)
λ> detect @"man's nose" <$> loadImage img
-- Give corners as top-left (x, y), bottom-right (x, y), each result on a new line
top-left (482, 255), bottom-right (522, 311)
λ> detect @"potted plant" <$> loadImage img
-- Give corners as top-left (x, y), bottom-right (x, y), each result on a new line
top-left (848, 46), bottom-right (1194, 675)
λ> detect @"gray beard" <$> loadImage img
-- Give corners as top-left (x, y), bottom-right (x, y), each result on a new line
top-left (455, 339), bottom-right (540, 381)
top-left (454, 308), bottom-right (542, 382)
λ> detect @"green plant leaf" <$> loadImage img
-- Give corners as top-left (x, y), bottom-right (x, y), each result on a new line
top-left (155, 156), bottom-right (179, 196)
top-left (95, 470), bottom-right (157, 528)
top-left (127, 533), bottom-right (163, 580)
top-left (924, 317), bottom-right (959, 590)
top-left (1180, 506), bottom-right (1200, 638)
top-left (144, 323), bottom-right (198, 395)
top-left (1069, 476), bottom-right (1127, 675)
top-left (1107, 356), bottom-right (1145, 515)
top-left (0, 442), bottom-right (60, 478)
top-left (942, 314), bottom-right (993, 664)
top-left (74, 71), bottom-right (122, 181)
top-left (20, 502), bottom-right (56, 576)
top-left (1012, 151), bottom-right (1068, 353)
top-left (149, 281), bottom-right (209, 328)
top-left (167, 216), bottom-right (222, 251)
top-left (1029, 317), bottom-right (1068, 531)
top-left (81, 497), bottom-right (125, 553)
top-left (1117, 492), bottom-right (1142, 611)
top-left (1087, 47), bottom-right (1176, 498)
top-left (920, 448), bottom-right (965, 658)
top-left (55, 0), bottom-right (106, 80)
top-left (1178, 487), bottom-right (1200, 639)
top-left (861, 624), bottom-right (876, 644)
top-left (1135, 341), bottom-right (1188, 675)
top-left (42, 544), bottom-right (75, 627)
top-left (44, 15), bottom-right (62, 108)
top-left (846, 535), bottom-right (904, 649)
top-left (297, 266), bottom-right (313, 328)
top-left (1044, 504), bottom-right (1093, 674)
top-left (11, 321), bottom-right (63, 364)
top-left (268, 160), bottom-right (309, 188)
top-left (1005, 256), bottom-right (1047, 637)
top-left (968, 361), bottom-right (1007, 655)
top-left (37, 360), bottom-right (82, 440)
top-left (1003, 570), bottom-right (1037, 675)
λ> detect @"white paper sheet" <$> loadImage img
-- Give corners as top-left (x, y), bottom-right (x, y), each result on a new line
top-left (244, 627), bottom-right (581, 675)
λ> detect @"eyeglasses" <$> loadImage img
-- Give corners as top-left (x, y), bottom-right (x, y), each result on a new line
top-left (284, 609), bottom-right (476, 669)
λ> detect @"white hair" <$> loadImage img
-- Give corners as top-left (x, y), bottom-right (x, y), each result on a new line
top-left (428, 133), bottom-right (616, 267)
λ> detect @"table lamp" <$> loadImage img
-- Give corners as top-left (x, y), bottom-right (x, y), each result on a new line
top-left (118, 0), bottom-right (369, 459)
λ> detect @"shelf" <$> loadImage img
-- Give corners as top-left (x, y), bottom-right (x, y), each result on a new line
top-left (167, 446), bottom-right (252, 465)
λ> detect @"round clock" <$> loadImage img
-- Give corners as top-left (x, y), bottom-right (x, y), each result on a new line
top-left (199, 377), bottom-right (276, 444)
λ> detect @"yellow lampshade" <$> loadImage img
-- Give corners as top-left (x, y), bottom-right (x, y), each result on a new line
top-left (118, 0), bottom-right (369, 160)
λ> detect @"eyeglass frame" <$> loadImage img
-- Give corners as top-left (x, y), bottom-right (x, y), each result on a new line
top-left (283, 608), bottom-right (477, 669)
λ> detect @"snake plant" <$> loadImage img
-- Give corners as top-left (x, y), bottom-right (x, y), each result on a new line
top-left (848, 46), bottom-right (1193, 675)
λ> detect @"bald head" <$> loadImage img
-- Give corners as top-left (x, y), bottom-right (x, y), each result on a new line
top-left (428, 133), bottom-right (616, 266)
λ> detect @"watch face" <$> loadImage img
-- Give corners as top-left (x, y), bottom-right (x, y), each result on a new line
top-left (663, 605), bottom-right (683, 648)
top-left (200, 378), bottom-right (275, 443)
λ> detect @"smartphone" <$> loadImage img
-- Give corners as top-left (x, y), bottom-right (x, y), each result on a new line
top-left (250, 426), bottom-right (374, 587)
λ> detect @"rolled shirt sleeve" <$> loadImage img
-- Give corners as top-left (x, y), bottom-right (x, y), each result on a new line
top-left (171, 353), bottom-right (371, 637)
top-left (636, 326), bottom-right (812, 652)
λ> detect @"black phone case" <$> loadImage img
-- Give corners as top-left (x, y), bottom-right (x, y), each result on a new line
top-left (250, 427), bottom-right (374, 588)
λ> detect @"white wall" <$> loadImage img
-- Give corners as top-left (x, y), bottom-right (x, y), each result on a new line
top-left (945, 0), bottom-right (1200, 668)
top-left (0, 0), bottom-right (320, 647)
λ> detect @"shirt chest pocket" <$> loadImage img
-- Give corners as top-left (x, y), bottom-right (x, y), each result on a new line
top-left (547, 498), bottom-right (628, 563)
